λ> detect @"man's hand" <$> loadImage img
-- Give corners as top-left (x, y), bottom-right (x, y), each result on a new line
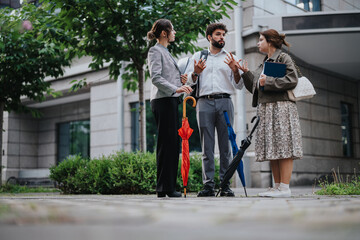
top-left (192, 58), bottom-right (206, 82)
top-left (181, 74), bottom-right (188, 85)
top-left (225, 52), bottom-right (242, 84)
top-left (194, 58), bottom-right (206, 74)
top-left (224, 53), bottom-right (239, 73)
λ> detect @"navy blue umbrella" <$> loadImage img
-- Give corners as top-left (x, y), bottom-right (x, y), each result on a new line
top-left (217, 114), bottom-right (260, 197)
top-left (221, 111), bottom-right (247, 196)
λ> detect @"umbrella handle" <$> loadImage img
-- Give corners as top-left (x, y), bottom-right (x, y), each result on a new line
top-left (249, 115), bottom-right (260, 138)
top-left (183, 96), bottom-right (196, 118)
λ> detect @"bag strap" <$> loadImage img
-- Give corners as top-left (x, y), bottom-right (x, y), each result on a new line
top-left (278, 52), bottom-right (303, 78)
top-left (195, 49), bottom-right (209, 97)
top-left (184, 58), bottom-right (190, 74)
top-left (200, 49), bottom-right (208, 60)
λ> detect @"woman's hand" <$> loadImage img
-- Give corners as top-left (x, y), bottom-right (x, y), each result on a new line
top-left (224, 53), bottom-right (239, 73)
top-left (181, 74), bottom-right (188, 85)
top-left (176, 85), bottom-right (193, 94)
top-left (259, 74), bottom-right (266, 86)
top-left (237, 59), bottom-right (249, 73)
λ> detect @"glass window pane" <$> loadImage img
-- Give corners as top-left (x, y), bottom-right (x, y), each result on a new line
top-left (295, 0), bottom-right (321, 12)
top-left (146, 101), bottom-right (157, 153)
top-left (130, 102), bottom-right (140, 151)
top-left (341, 103), bottom-right (352, 157)
top-left (69, 121), bottom-right (90, 158)
top-left (57, 120), bottom-right (90, 163)
top-left (58, 123), bottom-right (70, 163)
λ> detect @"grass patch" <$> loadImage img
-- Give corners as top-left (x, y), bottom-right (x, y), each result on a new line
top-left (0, 184), bottom-right (60, 194)
top-left (316, 168), bottom-right (360, 195)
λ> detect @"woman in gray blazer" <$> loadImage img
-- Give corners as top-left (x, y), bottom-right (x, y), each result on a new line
top-left (238, 29), bottom-right (303, 198)
top-left (147, 19), bottom-right (192, 198)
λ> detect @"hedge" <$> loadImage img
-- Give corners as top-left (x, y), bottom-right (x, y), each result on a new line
top-left (50, 151), bottom-right (220, 194)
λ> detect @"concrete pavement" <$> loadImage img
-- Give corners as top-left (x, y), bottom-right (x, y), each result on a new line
top-left (0, 187), bottom-right (359, 240)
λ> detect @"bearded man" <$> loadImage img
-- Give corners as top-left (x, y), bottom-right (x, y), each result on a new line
top-left (185, 23), bottom-right (244, 197)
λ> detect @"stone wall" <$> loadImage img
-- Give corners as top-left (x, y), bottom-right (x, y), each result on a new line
top-left (2, 99), bottom-right (90, 181)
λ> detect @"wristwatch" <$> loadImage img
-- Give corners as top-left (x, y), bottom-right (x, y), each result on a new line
top-left (193, 72), bottom-right (199, 77)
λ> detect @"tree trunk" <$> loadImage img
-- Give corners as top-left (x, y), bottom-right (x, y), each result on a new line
top-left (138, 67), bottom-right (146, 152)
top-left (0, 101), bottom-right (4, 186)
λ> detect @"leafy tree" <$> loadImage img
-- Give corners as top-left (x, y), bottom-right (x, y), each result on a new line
top-left (44, 0), bottom-right (237, 151)
top-left (0, 3), bottom-right (73, 185)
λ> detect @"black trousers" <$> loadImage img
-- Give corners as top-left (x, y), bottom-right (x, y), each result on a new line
top-left (151, 97), bottom-right (180, 192)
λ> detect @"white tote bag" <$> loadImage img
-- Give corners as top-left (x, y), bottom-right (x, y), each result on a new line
top-left (278, 53), bottom-right (316, 102)
top-left (287, 76), bottom-right (316, 101)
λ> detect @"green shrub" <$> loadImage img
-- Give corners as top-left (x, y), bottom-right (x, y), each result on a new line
top-left (50, 151), bottom-right (220, 194)
top-left (109, 151), bottom-right (157, 194)
top-left (50, 155), bottom-right (89, 194)
top-left (73, 157), bottom-right (113, 194)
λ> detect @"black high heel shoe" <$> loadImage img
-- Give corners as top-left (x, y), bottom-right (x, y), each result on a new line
top-left (157, 191), bottom-right (182, 198)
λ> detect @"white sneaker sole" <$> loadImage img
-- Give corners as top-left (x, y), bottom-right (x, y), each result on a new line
top-left (258, 188), bottom-right (279, 197)
top-left (266, 190), bottom-right (291, 198)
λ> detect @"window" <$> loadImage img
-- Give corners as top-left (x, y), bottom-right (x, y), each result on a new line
top-left (130, 102), bottom-right (140, 151)
top-left (286, 0), bottom-right (321, 12)
top-left (130, 101), bottom-right (159, 152)
top-left (57, 120), bottom-right (90, 163)
top-left (26, 0), bottom-right (41, 7)
top-left (0, 0), bottom-right (40, 9)
top-left (341, 103), bottom-right (352, 157)
top-left (283, 13), bottom-right (360, 30)
top-left (130, 100), bottom-right (201, 153)
top-left (0, 0), bottom-right (21, 9)
top-left (145, 101), bottom-right (158, 153)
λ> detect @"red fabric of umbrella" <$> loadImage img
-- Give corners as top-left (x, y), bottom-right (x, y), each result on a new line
top-left (178, 96), bottom-right (196, 198)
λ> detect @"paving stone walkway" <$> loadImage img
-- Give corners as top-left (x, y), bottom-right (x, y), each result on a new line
top-left (0, 187), bottom-right (359, 240)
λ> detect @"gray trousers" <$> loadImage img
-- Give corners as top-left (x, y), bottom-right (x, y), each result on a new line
top-left (196, 97), bottom-right (234, 189)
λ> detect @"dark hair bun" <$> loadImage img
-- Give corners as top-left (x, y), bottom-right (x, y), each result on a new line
top-left (147, 31), bottom-right (156, 40)
top-left (260, 29), bottom-right (291, 48)
top-left (147, 19), bottom-right (172, 41)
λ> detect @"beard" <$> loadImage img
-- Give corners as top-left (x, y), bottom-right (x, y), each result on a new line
top-left (211, 39), bottom-right (225, 49)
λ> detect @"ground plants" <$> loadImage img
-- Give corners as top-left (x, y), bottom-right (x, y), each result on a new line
top-left (0, 184), bottom-right (60, 194)
top-left (49, 151), bottom-right (219, 194)
top-left (316, 168), bottom-right (360, 195)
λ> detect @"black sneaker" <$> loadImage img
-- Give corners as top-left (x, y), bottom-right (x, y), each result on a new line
top-left (220, 186), bottom-right (235, 197)
top-left (197, 187), bottom-right (215, 197)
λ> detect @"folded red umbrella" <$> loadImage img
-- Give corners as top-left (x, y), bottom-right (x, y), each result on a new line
top-left (178, 96), bottom-right (196, 198)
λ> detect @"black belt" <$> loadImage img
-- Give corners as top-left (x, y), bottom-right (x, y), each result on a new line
top-left (200, 93), bottom-right (230, 100)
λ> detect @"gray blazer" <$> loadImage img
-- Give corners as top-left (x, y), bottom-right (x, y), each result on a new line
top-left (148, 43), bottom-right (181, 101)
top-left (242, 49), bottom-right (298, 107)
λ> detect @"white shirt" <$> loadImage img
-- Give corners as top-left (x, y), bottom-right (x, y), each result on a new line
top-left (185, 48), bottom-right (244, 96)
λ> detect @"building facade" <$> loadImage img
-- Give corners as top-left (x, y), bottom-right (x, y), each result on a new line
top-left (2, 0), bottom-right (360, 187)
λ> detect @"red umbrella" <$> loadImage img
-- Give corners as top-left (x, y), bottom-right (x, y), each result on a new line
top-left (178, 96), bottom-right (196, 198)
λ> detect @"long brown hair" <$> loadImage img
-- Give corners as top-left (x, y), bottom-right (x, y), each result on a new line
top-left (260, 29), bottom-right (290, 49)
top-left (147, 19), bottom-right (172, 40)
